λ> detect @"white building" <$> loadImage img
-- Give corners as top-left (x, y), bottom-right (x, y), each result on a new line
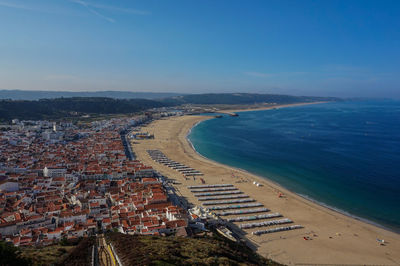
top-left (43, 167), bottom-right (67, 178)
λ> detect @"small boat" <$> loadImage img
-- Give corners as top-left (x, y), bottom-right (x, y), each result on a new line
top-left (216, 226), bottom-right (237, 242)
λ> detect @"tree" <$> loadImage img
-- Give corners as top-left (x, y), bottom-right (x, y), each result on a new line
top-left (0, 241), bottom-right (32, 266)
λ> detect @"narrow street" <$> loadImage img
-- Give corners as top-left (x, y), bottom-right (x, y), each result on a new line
top-left (97, 235), bottom-right (115, 266)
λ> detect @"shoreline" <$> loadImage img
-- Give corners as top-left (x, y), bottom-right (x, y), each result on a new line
top-left (218, 101), bottom-right (329, 114)
top-left (186, 106), bottom-right (399, 234)
top-left (187, 128), bottom-right (396, 233)
top-left (131, 102), bottom-right (400, 265)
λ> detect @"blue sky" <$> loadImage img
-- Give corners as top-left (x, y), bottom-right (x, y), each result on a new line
top-left (0, 0), bottom-right (399, 97)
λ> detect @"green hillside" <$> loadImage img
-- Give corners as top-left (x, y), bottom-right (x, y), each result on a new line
top-left (0, 93), bottom-right (339, 122)
top-left (103, 232), bottom-right (280, 266)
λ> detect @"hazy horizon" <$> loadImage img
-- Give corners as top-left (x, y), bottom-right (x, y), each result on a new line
top-left (0, 88), bottom-right (399, 100)
top-left (1, 0), bottom-right (399, 98)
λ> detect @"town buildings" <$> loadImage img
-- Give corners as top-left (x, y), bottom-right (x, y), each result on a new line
top-left (0, 117), bottom-right (187, 247)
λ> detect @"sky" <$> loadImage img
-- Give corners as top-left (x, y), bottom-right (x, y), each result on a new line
top-left (0, 0), bottom-right (399, 98)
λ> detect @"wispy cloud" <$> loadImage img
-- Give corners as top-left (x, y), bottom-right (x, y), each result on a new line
top-left (0, 1), bottom-right (25, 9)
top-left (86, 2), bottom-right (150, 15)
top-left (88, 7), bottom-right (115, 23)
top-left (70, 0), bottom-right (114, 23)
top-left (244, 72), bottom-right (275, 78)
top-left (0, 0), bottom-right (89, 17)
top-left (70, 0), bottom-right (150, 23)
top-left (0, 1), bottom-right (40, 11)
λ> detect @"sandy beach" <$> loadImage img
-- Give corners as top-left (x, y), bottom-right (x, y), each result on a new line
top-left (218, 101), bottom-right (329, 114)
top-left (131, 104), bottom-right (400, 265)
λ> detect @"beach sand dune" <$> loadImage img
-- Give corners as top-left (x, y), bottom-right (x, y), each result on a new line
top-left (131, 106), bottom-right (400, 265)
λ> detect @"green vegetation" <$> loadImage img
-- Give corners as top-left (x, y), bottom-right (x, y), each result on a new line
top-left (104, 232), bottom-right (281, 265)
top-left (0, 93), bottom-right (339, 122)
top-left (8, 231), bottom-right (282, 265)
top-left (0, 240), bottom-right (32, 266)
top-left (0, 89), bottom-right (184, 100)
top-left (0, 97), bottom-right (168, 122)
top-left (19, 244), bottom-right (76, 266)
top-left (56, 237), bottom-right (95, 266)
top-left (0, 237), bottom-right (84, 266)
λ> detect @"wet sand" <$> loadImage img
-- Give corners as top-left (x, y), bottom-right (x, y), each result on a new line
top-left (131, 104), bottom-right (400, 265)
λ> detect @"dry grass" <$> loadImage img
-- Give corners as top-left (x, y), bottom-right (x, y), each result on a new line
top-left (106, 232), bottom-right (281, 266)
top-left (19, 244), bottom-right (75, 266)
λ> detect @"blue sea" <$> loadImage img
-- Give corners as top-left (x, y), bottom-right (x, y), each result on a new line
top-left (188, 100), bottom-right (400, 232)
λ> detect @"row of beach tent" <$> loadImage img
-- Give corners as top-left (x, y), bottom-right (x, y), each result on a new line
top-left (197, 194), bottom-right (249, 201)
top-left (252, 225), bottom-right (303, 235)
top-left (191, 187), bottom-right (238, 193)
top-left (216, 207), bottom-right (270, 216)
top-left (187, 184), bottom-right (233, 189)
top-left (239, 218), bottom-right (292, 229)
top-left (187, 183), bottom-right (303, 235)
top-left (207, 203), bottom-right (263, 210)
top-left (202, 198), bottom-right (255, 206)
top-left (227, 213), bottom-right (282, 222)
top-left (193, 190), bottom-right (243, 197)
top-left (147, 149), bottom-right (203, 176)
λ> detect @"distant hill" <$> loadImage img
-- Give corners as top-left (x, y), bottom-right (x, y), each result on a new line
top-left (163, 93), bottom-right (339, 105)
top-left (0, 93), bottom-right (340, 122)
top-left (0, 90), bottom-right (184, 100)
top-left (0, 97), bottom-right (169, 122)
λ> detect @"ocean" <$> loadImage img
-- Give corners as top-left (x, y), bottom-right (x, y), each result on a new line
top-left (188, 100), bottom-right (400, 232)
